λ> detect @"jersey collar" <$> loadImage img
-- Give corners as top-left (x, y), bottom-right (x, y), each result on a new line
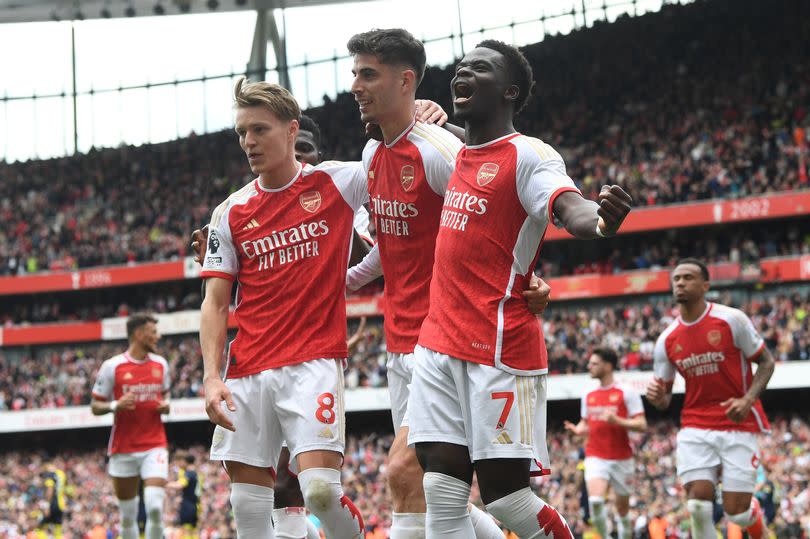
top-left (678, 302), bottom-right (712, 327)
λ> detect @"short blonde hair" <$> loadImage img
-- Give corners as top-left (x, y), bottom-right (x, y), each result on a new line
top-left (233, 76), bottom-right (300, 122)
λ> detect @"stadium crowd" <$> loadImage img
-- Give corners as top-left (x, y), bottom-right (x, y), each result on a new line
top-left (1, 217), bottom-right (809, 326)
top-left (2, 289), bottom-right (809, 411)
top-left (0, 0), bottom-right (808, 275)
top-left (1, 416), bottom-right (808, 538)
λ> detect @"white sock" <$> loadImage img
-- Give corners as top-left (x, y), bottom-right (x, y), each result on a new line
top-left (725, 507), bottom-right (756, 527)
top-left (298, 468), bottom-right (363, 539)
top-left (390, 512), bottom-right (426, 539)
top-left (230, 483), bottom-right (275, 539)
top-left (468, 505), bottom-right (504, 539)
top-left (486, 487), bottom-right (572, 539)
top-left (274, 507), bottom-right (307, 539)
top-left (117, 497), bottom-right (139, 539)
top-left (422, 473), bottom-right (475, 538)
top-left (588, 496), bottom-right (608, 538)
top-left (306, 517), bottom-right (321, 539)
top-left (686, 499), bottom-right (715, 539)
top-left (143, 486), bottom-right (165, 539)
top-left (616, 513), bottom-right (631, 539)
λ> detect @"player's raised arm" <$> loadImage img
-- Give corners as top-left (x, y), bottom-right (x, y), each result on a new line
top-left (553, 185), bottom-right (632, 239)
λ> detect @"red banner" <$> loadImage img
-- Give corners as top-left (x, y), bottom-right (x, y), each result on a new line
top-left (544, 190), bottom-right (810, 241)
top-left (0, 260), bottom-right (189, 296)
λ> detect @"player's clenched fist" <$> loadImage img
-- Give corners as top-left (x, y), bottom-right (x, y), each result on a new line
top-left (522, 274), bottom-right (551, 315)
top-left (596, 185), bottom-right (633, 237)
top-left (116, 392), bottom-right (137, 413)
top-left (645, 379), bottom-right (668, 410)
top-left (204, 377), bottom-right (237, 432)
top-left (190, 225), bottom-right (209, 265)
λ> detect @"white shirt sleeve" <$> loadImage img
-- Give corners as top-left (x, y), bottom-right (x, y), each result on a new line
top-left (653, 334), bottom-right (676, 383)
top-left (411, 123), bottom-right (462, 196)
top-left (161, 357), bottom-right (171, 393)
top-left (580, 395), bottom-right (588, 421)
top-left (346, 244), bottom-right (383, 291)
top-left (729, 308), bottom-right (766, 360)
top-left (321, 160), bottom-right (369, 211)
top-left (91, 360), bottom-right (114, 401)
top-left (624, 389), bottom-right (645, 417)
top-left (514, 138), bottom-right (579, 223)
top-left (201, 201), bottom-right (239, 279)
top-left (353, 206), bottom-right (372, 242)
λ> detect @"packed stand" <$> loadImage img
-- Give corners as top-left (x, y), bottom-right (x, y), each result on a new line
top-left (3, 288), bottom-right (810, 411)
top-left (1, 0), bottom-right (809, 275)
top-left (2, 417), bottom-right (809, 538)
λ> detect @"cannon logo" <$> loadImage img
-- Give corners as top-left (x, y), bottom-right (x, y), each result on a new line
top-left (477, 162), bottom-right (499, 186)
top-left (401, 165), bottom-right (415, 191)
top-left (300, 191), bottom-right (322, 213)
top-left (707, 330), bottom-right (722, 347)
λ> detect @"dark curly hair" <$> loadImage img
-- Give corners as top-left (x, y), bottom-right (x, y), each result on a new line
top-left (476, 39), bottom-right (535, 115)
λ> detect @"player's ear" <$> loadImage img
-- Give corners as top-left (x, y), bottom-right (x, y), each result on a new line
top-left (402, 69), bottom-right (416, 92)
top-left (504, 85), bottom-right (519, 103)
top-left (289, 119), bottom-right (299, 140)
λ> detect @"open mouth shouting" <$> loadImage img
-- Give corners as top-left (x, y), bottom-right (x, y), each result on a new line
top-left (453, 80), bottom-right (475, 106)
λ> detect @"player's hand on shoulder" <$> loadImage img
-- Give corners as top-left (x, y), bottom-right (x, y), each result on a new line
top-left (596, 185), bottom-right (633, 237)
top-left (191, 225), bottom-right (209, 265)
top-left (523, 274), bottom-right (551, 315)
top-left (117, 392), bottom-right (137, 412)
top-left (203, 377), bottom-right (236, 432)
top-left (720, 396), bottom-right (754, 423)
top-left (415, 100), bottom-right (448, 126)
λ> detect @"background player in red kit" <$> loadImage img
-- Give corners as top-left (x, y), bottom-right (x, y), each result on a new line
top-left (345, 28), bottom-right (550, 539)
top-left (91, 313), bottom-right (171, 539)
top-left (200, 79), bottom-right (367, 539)
top-left (564, 348), bottom-right (646, 539)
top-left (408, 40), bottom-right (632, 539)
top-left (646, 259), bottom-right (774, 539)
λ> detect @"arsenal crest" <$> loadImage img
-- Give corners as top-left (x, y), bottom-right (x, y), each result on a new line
top-left (707, 330), bottom-right (722, 347)
top-left (477, 162), bottom-right (499, 186)
top-left (152, 367), bottom-right (162, 378)
top-left (299, 191), bottom-right (322, 213)
top-left (401, 165), bottom-right (415, 191)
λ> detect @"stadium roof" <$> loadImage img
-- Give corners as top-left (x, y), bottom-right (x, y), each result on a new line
top-left (0, 0), bottom-right (369, 24)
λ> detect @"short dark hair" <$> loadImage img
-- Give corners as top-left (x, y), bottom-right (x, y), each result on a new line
top-left (298, 114), bottom-right (321, 148)
top-left (676, 258), bottom-right (710, 281)
top-left (126, 313), bottom-right (157, 338)
top-left (347, 28), bottom-right (426, 86)
top-left (476, 39), bottom-right (535, 115)
top-left (593, 347), bottom-right (618, 370)
top-left (184, 454), bottom-right (196, 465)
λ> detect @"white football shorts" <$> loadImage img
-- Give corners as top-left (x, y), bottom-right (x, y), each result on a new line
top-left (108, 446), bottom-right (169, 480)
top-left (210, 358), bottom-right (345, 474)
top-left (407, 345), bottom-right (550, 471)
top-left (676, 427), bottom-right (760, 492)
top-left (584, 457), bottom-right (634, 497)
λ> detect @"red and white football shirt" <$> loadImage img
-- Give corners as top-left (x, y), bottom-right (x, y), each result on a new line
top-left (92, 352), bottom-right (170, 455)
top-left (362, 121), bottom-right (461, 353)
top-left (582, 384), bottom-right (644, 460)
top-left (200, 162), bottom-right (367, 378)
top-left (654, 302), bottom-right (769, 433)
top-left (418, 133), bottom-right (579, 374)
